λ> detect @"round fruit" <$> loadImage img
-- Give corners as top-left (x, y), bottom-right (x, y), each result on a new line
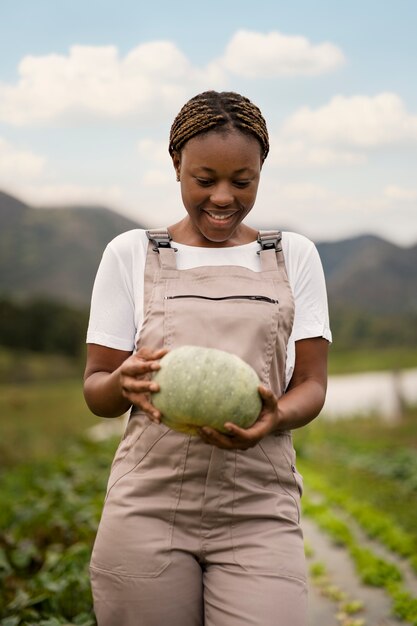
top-left (151, 345), bottom-right (262, 435)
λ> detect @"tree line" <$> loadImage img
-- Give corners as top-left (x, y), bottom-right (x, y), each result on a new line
top-left (0, 297), bottom-right (89, 358)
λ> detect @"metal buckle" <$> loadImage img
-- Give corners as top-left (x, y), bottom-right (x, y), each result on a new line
top-left (146, 230), bottom-right (176, 252)
top-left (256, 232), bottom-right (282, 254)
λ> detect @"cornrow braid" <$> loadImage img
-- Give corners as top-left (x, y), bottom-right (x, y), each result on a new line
top-left (169, 91), bottom-right (269, 162)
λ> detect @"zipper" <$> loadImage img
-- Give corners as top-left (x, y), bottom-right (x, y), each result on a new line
top-left (165, 294), bottom-right (279, 304)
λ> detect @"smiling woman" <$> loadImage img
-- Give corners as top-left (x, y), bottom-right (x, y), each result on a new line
top-left (83, 90), bottom-right (332, 626)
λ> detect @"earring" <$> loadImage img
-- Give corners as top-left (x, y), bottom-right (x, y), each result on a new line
top-left (176, 172), bottom-right (180, 182)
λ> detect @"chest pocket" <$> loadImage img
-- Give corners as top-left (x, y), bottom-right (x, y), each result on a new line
top-left (163, 277), bottom-right (281, 385)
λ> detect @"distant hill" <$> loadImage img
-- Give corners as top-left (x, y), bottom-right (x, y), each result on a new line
top-left (1, 190), bottom-right (416, 314)
top-left (0, 190), bottom-right (143, 306)
top-left (317, 235), bottom-right (417, 315)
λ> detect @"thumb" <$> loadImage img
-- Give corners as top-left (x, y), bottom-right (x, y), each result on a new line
top-left (258, 385), bottom-right (277, 409)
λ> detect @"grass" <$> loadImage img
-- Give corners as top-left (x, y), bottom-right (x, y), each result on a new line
top-left (0, 348), bottom-right (83, 384)
top-left (0, 379), bottom-right (106, 467)
top-left (328, 347), bottom-right (417, 375)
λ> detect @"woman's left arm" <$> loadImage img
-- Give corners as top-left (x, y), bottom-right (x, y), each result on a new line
top-left (199, 337), bottom-right (328, 449)
top-left (272, 336), bottom-right (329, 431)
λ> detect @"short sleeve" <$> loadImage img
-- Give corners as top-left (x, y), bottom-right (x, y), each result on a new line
top-left (291, 242), bottom-right (332, 344)
top-left (86, 241), bottom-right (137, 351)
top-left (283, 232), bottom-right (332, 387)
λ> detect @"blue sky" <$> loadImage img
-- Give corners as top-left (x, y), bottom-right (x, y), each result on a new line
top-left (1, 0), bottom-right (416, 244)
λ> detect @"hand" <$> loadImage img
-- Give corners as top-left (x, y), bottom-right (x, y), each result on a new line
top-left (198, 385), bottom-right (283, 450)
top-left (119, 347), bottom-right (168, 422)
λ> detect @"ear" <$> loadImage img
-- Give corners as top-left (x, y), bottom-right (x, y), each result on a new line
top-left (172, 151), bottom-right (181, 181)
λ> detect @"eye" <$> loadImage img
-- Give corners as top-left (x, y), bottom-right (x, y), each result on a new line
top-left (195, 177), bottom-right (214, 187)
top-left (234, 180), bottom-right (251, 188)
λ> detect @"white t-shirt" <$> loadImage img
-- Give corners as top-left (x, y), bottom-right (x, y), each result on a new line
top-left (86, 229), bottom-right (332, 387)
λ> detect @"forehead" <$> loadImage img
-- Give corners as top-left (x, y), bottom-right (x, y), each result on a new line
top-left (181, 129), bottom-right (262, 170)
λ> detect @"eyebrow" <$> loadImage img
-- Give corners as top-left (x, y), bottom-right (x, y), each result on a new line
top-left (196, 166), bottom-right (255, 175)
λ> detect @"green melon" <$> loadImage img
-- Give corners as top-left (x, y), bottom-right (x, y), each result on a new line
top-left (151, 345), bottom-right (262, 436)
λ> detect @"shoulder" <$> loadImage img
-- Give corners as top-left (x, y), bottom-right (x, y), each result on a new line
top-left (281, 230), bottom-right (316, 257)
top-left (281, 231), bottom-right (319, 274)
top-left (103, 228), bottom-right (149, 267)
top-left (106, 228), bottom-right (148, 255)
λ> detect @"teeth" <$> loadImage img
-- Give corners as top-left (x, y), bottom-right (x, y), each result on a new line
top-left (206, 212), bottom-right (233, 221)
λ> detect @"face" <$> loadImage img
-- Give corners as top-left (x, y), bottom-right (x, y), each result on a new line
top-left (172, 129), bottom-right (262, 246)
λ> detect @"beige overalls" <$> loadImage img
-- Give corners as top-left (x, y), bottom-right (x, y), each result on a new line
top-left (90, 230), bottom-right (307, 626)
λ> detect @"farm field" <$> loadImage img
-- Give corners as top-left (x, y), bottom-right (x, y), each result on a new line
top-left (1, 378), bottom-right (417, 624)
top-left (294, 408), bottom-right (417, 625)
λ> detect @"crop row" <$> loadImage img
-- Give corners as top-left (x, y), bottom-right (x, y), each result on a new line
top-left (301, 474), bottom-right (417, 625)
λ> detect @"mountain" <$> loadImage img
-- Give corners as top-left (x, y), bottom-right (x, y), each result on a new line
top-left (316, 235), bottom-right (417, 315)
top-left (1, 190), bottom-right (416, 314)
top-left (0, 190), bottom-right (143, 306)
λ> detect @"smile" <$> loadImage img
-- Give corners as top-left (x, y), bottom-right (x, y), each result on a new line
top-left (205, 211), bottom-right (236, 222)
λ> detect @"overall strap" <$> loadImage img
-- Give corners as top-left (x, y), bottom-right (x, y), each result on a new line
top-left (146, 228), bottom-right (178, 270)
top-left (257, 230), bottom-right (284, 271)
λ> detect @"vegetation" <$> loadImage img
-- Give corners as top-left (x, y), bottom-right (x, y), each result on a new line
top-left (294, 408), bottom-right (417, 625)
top-left (0, 379), bottom-right (102, 466)
top-left (0, 436), bottom-right (117, 625)
top-left (0, 297), bottom-right (88, 360)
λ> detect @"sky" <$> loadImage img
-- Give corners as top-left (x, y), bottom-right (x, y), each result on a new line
top-left (1, 0), bottom-right (416, 245)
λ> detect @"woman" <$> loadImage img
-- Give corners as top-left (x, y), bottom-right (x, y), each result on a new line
top-left (84, 90), bottom-right (331, 626)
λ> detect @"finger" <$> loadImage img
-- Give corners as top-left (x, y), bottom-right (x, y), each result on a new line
top-left (258, 385), bottom-right (277, 409)
top-left (121, 379), bottom-right (159, 395)
top-left (130, 395), bottom-right (162, 422)
top-left (136, 347), bottom-right (168, 361)
top-left (198, 427), bottom-right (235, 449)
top-left (199, 427), bottom-right (257, 451)
top-left (224, 417), bottom-right (271, 442)
top-left (123, 359), bottom-right (161, 378)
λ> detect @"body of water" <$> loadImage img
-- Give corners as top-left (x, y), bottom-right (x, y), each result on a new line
top-left (323, 368), bottom-right (417, 420)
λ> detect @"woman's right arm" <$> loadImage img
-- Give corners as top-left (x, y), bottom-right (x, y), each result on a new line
top-left (83, 344), bottom-right (167, 419)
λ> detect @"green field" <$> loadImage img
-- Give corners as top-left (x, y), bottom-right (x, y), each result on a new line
top-left (328, 346), bottom-right (417, 375)
top-left (0, 379), bottom-right (103, 466)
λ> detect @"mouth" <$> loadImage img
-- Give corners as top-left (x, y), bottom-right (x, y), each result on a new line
top-left (203, 210), bottom-right (237, 223)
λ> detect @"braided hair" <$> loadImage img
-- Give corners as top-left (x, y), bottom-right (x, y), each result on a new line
top-left (169, 91), bottom-right (269, 163)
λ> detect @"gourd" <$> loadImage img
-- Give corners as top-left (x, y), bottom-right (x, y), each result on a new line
top-left (151, 345), bottom-right (262, 435)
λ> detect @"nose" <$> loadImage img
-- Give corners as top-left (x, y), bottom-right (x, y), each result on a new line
top-left (209, 183), bottom-right (233, 207)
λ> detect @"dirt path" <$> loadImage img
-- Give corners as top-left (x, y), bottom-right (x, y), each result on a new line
top-left (302, 517), bottom-right (403, 626)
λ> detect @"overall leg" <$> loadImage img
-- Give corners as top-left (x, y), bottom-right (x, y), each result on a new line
top-left (202, 441), bottom-right (308, 626)
top-left (91, 550), bottom-right (204, 626)
top-left (203, 564), bottom-right (307, 626)
top-left (90, 424), bottom-right (205, 626)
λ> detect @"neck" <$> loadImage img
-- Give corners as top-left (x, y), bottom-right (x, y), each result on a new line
top-left (168, 218), bottom-right (258, 248)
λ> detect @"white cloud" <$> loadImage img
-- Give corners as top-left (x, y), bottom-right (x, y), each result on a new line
top-left (141, 169), bottom-right (174, 186)
top-left (219, 30), bottom-right (345, 78)
top-left (15, 183), bottom-right (124, 208)
top-left (0, 42), bottom-right (226, 126)
top-left (137, 138), bottom-right (175, 186)
top-left (253, 176), bottom-right (417, 244)
top-left (0, 137), bottom-right (45, 183)
top-left (0, 30), bottom-right (345, 127)
top-left (281, 93), bottom-right (417, 148)
top-left (137, 138), bottom-right (170, 165)
top-left (384, 185), bottom-right (417, 201)
top-left (268, 138), bottom-right (365, 167)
